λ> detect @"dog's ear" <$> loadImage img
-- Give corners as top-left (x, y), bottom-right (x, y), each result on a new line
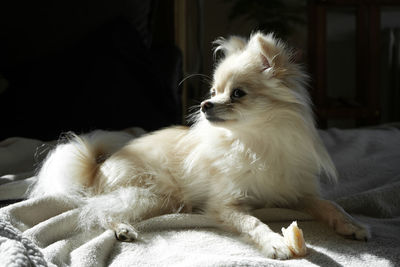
top-left (251, 32), bottom-right (289, 75)
top-left (213, 36), bottom-right (247, 59)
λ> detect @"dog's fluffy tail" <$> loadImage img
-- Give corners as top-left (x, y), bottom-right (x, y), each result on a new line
top-left (29, 130), bottom-right (133, 199)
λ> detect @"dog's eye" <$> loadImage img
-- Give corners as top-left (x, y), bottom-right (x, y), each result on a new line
top-left (231, 88), bottom-right (246, 99)
top-left (210, 89), bottom-right (216, 97)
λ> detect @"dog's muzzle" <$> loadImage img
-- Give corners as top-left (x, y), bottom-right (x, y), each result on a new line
top-left (201, 101), bottom-right (224, 122)
top-left (201, 101), bottom-right (214, 113)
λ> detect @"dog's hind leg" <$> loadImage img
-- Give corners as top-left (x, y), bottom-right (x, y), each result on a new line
top-left (79, 187), bottom-right (166, 242)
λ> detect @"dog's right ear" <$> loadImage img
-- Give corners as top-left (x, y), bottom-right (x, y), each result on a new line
top-left (249, 32), bottom-right (291, 77)
top-left (213, 36), bottom-right (247, 59)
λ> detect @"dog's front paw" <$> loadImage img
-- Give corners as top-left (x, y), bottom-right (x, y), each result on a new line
top-left (260, 233), bottom-right (292, 260)
top-left (114, 223), bottom-right (138, 242)
top-left (337, 221), bottom-right (371, 241)
top-left (336, 222), bottom-right (371, 241)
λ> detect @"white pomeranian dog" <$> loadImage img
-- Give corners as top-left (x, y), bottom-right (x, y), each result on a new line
top-left (30, 32), bottom-right (370, 259)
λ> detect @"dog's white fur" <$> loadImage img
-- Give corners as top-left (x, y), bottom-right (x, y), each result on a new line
top-left (30, 32), bottom-right (370, 259)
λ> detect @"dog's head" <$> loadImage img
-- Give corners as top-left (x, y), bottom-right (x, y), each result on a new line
top-left (199, 32), bottom-right (311, 129)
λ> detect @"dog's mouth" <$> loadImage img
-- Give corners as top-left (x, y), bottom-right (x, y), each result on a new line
top-left (205, 114), bottom-right (225, 123)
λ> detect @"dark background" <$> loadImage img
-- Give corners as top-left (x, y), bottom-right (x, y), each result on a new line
top-left (0, 0), bottom-right (182, 140)
top-left (1, 0), bottom-right (400, 141)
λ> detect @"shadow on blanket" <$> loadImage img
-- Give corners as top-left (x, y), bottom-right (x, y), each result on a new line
top-left (1, 126), bottom-right (400, 266)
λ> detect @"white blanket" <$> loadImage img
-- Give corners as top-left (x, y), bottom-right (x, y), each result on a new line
top-left (1, 126), bottom-right (400, 266)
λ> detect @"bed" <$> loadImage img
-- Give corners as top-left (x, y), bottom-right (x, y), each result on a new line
top-left (1, 125), bottom-right (400, 266)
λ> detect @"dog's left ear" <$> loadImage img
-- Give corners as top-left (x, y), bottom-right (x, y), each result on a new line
top-left (251, 32), bottom-right (289, 74)
top-left (213, 36), bottom-right (247, 59)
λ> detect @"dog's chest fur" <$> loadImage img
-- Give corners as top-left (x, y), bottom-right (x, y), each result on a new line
top-left (180, 127), bottom-right (306, 208)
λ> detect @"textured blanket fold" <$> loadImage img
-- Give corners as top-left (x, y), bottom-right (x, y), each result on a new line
top-left (1, 126), bottom-right (400, 266)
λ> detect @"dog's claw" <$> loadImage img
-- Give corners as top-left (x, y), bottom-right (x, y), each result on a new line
top-left (114, 223), bottom-right (138, 242)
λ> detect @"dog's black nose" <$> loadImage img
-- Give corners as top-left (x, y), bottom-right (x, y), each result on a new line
top-left (201, 101), bottom-right (214, 113)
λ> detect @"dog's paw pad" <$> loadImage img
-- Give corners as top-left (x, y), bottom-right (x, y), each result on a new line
top-left (349, 225), bottom-right (371, 241)
top-left (115, 223), bottom-right (138, 242)
top-left (336, 220), bottom-right (371, 241)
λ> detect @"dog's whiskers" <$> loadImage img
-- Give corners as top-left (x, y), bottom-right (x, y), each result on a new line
top-left (234, 108), bottom-right (244, 119)
top-left (188, 104), bottom-right (201, 112)
top-left (186, 108), bottom-right (202, 124)
top-left (178, 74), bottom-right (212, 87)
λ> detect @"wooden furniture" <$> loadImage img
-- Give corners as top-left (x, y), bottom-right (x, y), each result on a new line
top-left (308, 0), bottom-right (400, 128)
